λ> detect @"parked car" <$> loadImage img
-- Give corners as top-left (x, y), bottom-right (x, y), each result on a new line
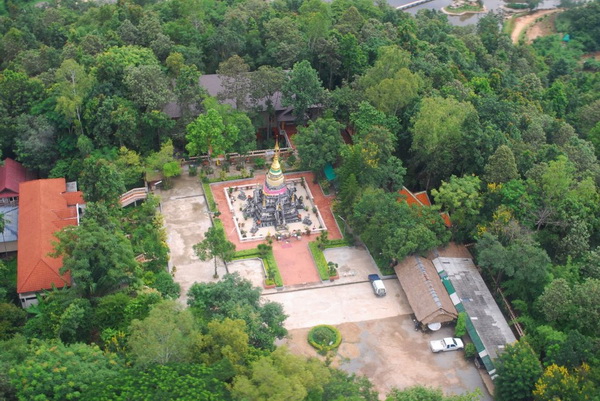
top-left (430, 337), bottom-right (464, 353)
top-left (368, 274), bottom-right (386, 296)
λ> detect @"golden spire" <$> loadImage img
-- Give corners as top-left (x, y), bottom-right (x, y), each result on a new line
top-left (271, 137), bottom-right (280, 170)
top-left (265, 137), bottom-right (285, 189)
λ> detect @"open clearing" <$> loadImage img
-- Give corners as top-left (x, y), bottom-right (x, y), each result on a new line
top-left (511, 9), bottom-right (563, 44)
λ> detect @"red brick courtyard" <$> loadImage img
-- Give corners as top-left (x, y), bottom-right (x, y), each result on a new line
top-left (210, 171), bottom-right (342, 286)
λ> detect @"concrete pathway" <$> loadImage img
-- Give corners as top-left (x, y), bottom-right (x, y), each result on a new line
top-left (271, 238), bottom-right (321, 285)
top-left (154, 173), bottom-right (220, 304)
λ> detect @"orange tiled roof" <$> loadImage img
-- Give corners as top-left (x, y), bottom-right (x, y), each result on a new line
top-left (17, 179), bottom-right (84, 294)
top-left (398, 186), bottom-right (452, 228)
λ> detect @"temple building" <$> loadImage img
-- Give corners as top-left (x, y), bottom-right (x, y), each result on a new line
top-left (243, 142), bottom-right (306, 232)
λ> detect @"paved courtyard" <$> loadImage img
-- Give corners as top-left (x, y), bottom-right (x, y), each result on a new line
top-left (157, 173), bottom-right (492, 400)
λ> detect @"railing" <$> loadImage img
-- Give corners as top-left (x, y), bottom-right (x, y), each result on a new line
top-left (396, 0), bottom-right (434, 10)
top-left (119, 187), bottom-right (148, 207)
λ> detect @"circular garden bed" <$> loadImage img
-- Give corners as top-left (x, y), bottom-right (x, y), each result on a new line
top-left (307, 325), bottom-right (342, 353)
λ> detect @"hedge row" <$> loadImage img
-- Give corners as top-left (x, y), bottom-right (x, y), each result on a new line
top-left (262, 249), bottom-right (283, 287)
top-left (202, 182), bottom-right (217, 212)
top-left (308, 325), bottom-right (342, 352)
top-left (309, 242), bottom-right (330, 281)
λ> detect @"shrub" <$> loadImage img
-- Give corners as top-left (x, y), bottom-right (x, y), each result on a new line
top-left (188, 165), bottom-right (198, 176)
top-left (308, 325), bottom-right (342, 353)
top-left (254, 157), bottom-right (265, 169)
top-left (465, 343), bottom-right (477, 360)
top-left (455, 312), bottom-right (468, 338)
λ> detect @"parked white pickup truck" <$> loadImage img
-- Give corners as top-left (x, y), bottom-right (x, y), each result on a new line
top-left (368, 274), bottom-right (386, 297)
top-left (430, 337), bottom-right (464, 353)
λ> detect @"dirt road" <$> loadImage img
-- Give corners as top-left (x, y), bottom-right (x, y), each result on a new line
top-left (511, 9), bottom-right (563, 44)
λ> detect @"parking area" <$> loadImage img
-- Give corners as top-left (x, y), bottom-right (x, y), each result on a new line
top-left (264, 279), bottom-right (410, 330)
top-left (283, 317), bottom-right (492, 400)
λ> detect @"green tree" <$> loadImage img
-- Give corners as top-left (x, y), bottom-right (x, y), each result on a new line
top-left (79, 157), bottom-right (126, 206)
top-left (193, 224), bottom-right (236, 278)
top-left (14, 114), bottom-right (58, 175)
top-left (495, 341), bottom-right (543, 401)
top-left (217, 55), bottom-right (250, 110)
top-left (411, 96), bottom-right (477, 187)
top-left (358, 45), bottom-right (411, 90)
top-left (264, 17), bottom-right (306, 68)
top-left (282, 60), bottom-right (325, 123)
top-left (9, 341), bottom-right (122, 401)
top-left (175, 64), bottom-right (205, 124)
top-left (187, 273), bottom-right (287, 350)
top-left (364, 68), bottom-right (422, 115)
top-left (231, 346), bottom-right (330, 401)
top-left (54, 59), bottom-right (95, 136)
top-left (322, 369), bottom-right (379, 401)
top-left (124, 64), bottom-right (172, 111)
top-left (128, 300), bottom-right (202, 366)
top-left (351, 188), bottom-right (449, 264)
top-left (476, 233), bottom-right (550, 303)
top-left (295, 117), bottom-right (343, 176)
top-left (386, 385), bottom-right (480, 401)
top-left (484, 145), bottom-right (519, 183)
top-left (537, 278), bottom-right (574, 326)
top-left (0, 303), bottom-right (26, 340)
top-left (83, 363), bottom-right (231, 401)
top-left (52, 217), bottom-right (139, 298)
top-left (94, 46), bottom-right (159, 92)
top-left (249, 65), bottom-right (286, 136)
top-left (199, 318), bottom-right (249, 372)
top-left (431, 174), bottom-right (482, 240)
top-left (186, 108), bottom-right (239, 158)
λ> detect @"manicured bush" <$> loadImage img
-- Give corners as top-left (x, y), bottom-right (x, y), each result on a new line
top-left (308, 325), bottom-right (342, 353)
top-left (455, 312), bottom-right (468, 338)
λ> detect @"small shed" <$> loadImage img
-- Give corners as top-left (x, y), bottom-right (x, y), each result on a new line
top-left (395, 255), bottom-right (458, 325)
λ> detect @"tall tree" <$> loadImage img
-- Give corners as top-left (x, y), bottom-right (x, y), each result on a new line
top-left (411, 96), bottom-right (477, 188)
top-left (282, 60), bottom-right (325, 124)
top-left (484, 145), bottom-right (519, 183)
top-left (79, 157), bottom-right (126, 206)
top-left (14, 114), bottom-right (58, 175)
top-left (193, 224), bottom-right (236, 278)
top-left (186, 108), bottom-right (239, 158)
top-left (187, 273), bottom-right (287, 350)
top-left (9, 341), bottom-right (122, 401)
top-left (128, 300), bottom-right (202, 366)
top-left (217, 55), bottom-right (251, 110)
top-left (52, 215), bottom-right (138, 298)
top-left (54, 59), bottom-right (94, 136)
top-left (232, 346), bottom-right (330, 401)
top-left (249, 65), bottom-right (285, 136)
top-left (494, 341), bottom-right (544, 401)
top-left (124, 64), bottom-right (172, 112)
top-left (83, 363), bottom-right (232, 401)
top-left (295, 118), bottom-right (343, 177)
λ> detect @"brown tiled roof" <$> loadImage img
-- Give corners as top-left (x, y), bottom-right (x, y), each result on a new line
top-left (17, 179), bottom-right (84, 294)
top-left (395, 255), bottom-right (458, 324)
